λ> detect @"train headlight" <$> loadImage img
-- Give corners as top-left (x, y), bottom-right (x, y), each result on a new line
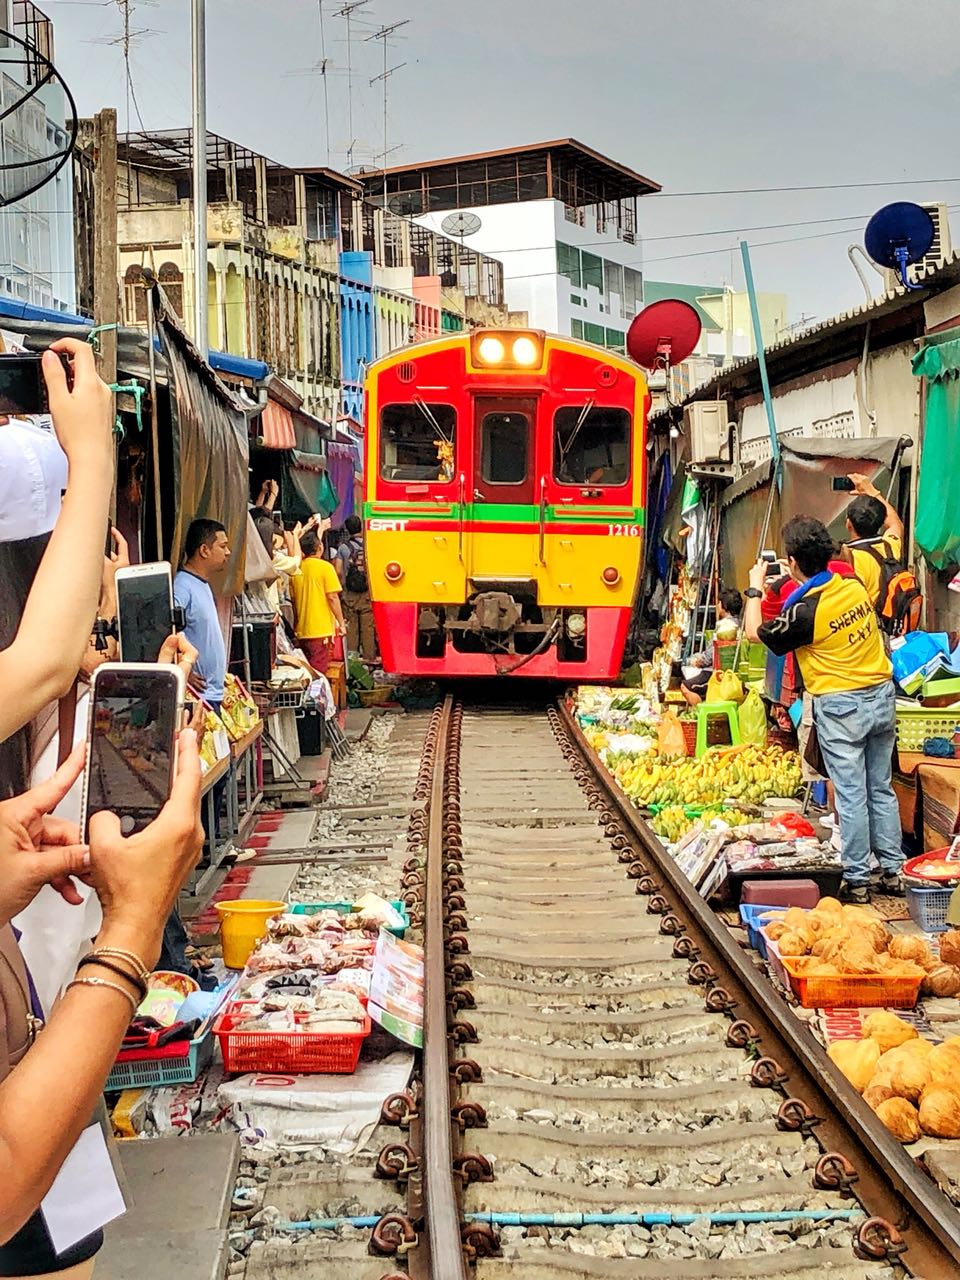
top-left (477, 336), bottom-right (505, 365)
top-left (566, 611), bottom-right (587, 638)
top-left (511, 335), bottom-right (539, 367)
top-left (384, 561), bottom-right (404, 582)
top-left (602, 566), bottom-right (621, 586)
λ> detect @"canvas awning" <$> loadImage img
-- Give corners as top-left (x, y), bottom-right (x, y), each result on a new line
top-left (255, 400), bottom-right (297, 450)
top-left (913, 338), bottom-right (960, 568)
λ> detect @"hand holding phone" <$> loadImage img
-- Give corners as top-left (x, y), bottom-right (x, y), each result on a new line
top-left (115, 562), bottom-right (174, 662)
top-left (831, 476), bottom-right (856, 492)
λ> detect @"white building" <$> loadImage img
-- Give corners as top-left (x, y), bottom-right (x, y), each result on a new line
top-left (0, 2), bottom-right (76, 312)
top-left (360, 140), bottom-right (659, 354)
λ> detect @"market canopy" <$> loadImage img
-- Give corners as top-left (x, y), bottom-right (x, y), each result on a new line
top-left (913, 338), bottom-right (960, 570)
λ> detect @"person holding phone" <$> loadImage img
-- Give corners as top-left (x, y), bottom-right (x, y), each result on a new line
top-left (289, 527), bottom-right (346, 674)
top-left (0, 339), bottom-right (114, 743)
top-left (0, 729), bottom-right (203, 1271)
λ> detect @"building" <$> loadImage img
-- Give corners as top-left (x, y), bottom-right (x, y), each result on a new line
top-left (0, 1), bottom-right (76, 312)
top-left (116, 129), bottom-right (347, 419)
top-left (361, 139), bottom-right (660, 356)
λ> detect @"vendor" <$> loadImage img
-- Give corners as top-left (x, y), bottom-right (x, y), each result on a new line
top-left (680, 588), bottom-right (743, 707)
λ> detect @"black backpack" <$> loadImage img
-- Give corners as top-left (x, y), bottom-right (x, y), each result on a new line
top-left (853, 537), bottom-right (922, 636)
top-left (344, 536), bottom-right (368, 593)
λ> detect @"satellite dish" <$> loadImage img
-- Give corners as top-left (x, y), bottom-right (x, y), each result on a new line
top-left (626, 299), bottom-right (702, 371)
top-left (441, 211), bottom-right (482, 239)
top-left (864, 202), bottom-right (935, 291)
top-left (0, 28), bottom-right (78, 205)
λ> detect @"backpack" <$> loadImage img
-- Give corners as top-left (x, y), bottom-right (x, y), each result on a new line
top-left (854, 538), bottom-right (923, 636)
top-left (344, 536), bottom-right (368, 593)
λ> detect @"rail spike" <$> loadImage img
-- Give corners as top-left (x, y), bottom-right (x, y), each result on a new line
top-left (369, 1213), bottom-right (418, 1257)
top-left (814, 1152), bottom-right (859, 1195)
top-left (853, 1217), bottom-right (907, 1261)
top-left (462, 1221), bottom-right (501, 1259)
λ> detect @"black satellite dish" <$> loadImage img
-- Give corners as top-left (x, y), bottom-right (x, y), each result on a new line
top-left (864, 201), bottom-right (935, 291)
top-left (0, 28), bottom-right (78, 206)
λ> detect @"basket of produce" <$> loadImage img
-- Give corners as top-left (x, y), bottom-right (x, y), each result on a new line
top-left (290, 896), bottom-right (409, 939)
top-left (895, 706), bottom-right (960, 753)
top-left (762, 900), bottom-right (926, 1009)
top-left (902, 849), bottom-right (960, 883)
top-left (358, 684), bottom-right (394, 707)
top-left (739, 903), bottom-right (787, 957)
top-left (214, 997), bottom-right (371, 1074)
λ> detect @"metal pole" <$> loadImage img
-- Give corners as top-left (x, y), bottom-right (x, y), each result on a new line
top-left (145, 282), bottom-right (163, 558)
top-left (191, 0), bottom-right (208, 359)
top-left (739, 240), bottom-right (780, 487)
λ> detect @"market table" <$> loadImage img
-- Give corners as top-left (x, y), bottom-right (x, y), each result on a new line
top-left (896, 752), bottom-right (960, 851)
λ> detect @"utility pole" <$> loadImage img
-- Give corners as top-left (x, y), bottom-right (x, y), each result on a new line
top-left (191, 0), bottom-right (208, 358)
top-left (367, 19), bottom-right (408, 172)
top-left (335, 0), bottom-right (370, 166)
top-left (92, 108), bottom-right (118, 514)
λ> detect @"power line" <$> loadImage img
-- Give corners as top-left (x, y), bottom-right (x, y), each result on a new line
top-left (650, 176), bottom-right (960, 199)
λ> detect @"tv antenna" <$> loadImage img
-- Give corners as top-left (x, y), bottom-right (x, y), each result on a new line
top-left (441, 210), bottom-right (482, 248)
top-left (367, 19), bottom-right (408, 172)
top-left (0, 27), bottom-right (78, 206)
top-left (334, 0), bottom-right (371, 155)
top-left (864, 201), bottom-right (935, 291)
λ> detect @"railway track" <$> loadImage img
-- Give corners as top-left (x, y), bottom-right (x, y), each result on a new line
top-left (371, 695), bottom-right (960, 1279)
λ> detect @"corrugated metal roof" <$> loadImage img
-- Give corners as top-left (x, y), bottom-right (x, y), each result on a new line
top-left (651, 250), bottom-right (960, 420)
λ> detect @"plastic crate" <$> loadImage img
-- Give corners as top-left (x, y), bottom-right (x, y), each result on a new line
top-left (895, 706), bottom-right (960, 752)
top-left (290, 900), bottom-right (409, 939)
top-left (105, 1028), bottom-right (214, 1091)
top-left (763, 933), bottom-right (790, 990)
top-left (780, 955), bottom-right (922, 1010)
top-left (906, 881), bottom-right (954, 934)
top-left (214, 1001), bottom-right (370, 1074)
top-left (739, 904), bottom-right (787, 957)
top-left (270, 686), bottom-right (306, 710)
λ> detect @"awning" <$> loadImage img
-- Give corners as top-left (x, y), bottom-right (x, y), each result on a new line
top-left (282, 449), bottom-right (340, 522)
top-left (256, 400), bottom-right (297, 450)
top-left (913, 340), bottom-right (960, 568)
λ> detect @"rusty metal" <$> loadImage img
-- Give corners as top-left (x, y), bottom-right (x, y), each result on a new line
top-left (450, 1058), bottom-right (482, 1083)
top-left (635, 875), bottom-right (657, 895)
top-left (646, 894), bottom-right (669, 914)
top-left (452, 1152), bottom-right (494, 1184)
top-left (380, 1091), bottom-right (419, 1127)
top-left (726, 1019), bottom-right (759, 1049)
top-left (447, 987), bottom-right (476, 1011)
top-left (750, 1057), bottom-right (789, 1088)
top-left (448, 1019), bottom-right (478, 1045)
top-left (673, 935), bottom-right (699, 960)
top-left (369, 1213), bottom-right (418, 1257)
top-left (451, 1100), bottom-right (487, 1130)
top-left (447, 960), bottom-right (473, 982)
top-left (854, 1217), bottom-right (908, 1260)
top-left (461, 1221), bottom-right (501, 1259)
top-left (704, 985), bottom-right (737, 1012)
top-left (556, 696), bottom-right (960, 1277)
top-left (375, 1142), bottom-right (418, 1182)
top-left (814, 1152), bottom-right (859, 1194)
top-left (658, 913), bottom-right (682, 935)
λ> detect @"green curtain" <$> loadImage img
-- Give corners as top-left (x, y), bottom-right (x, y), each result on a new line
top-left (912, 339), bottom-right (960, 569)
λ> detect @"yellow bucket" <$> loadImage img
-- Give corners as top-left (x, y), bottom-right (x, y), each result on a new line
top-left (215, 899), bottom-right (285, 969)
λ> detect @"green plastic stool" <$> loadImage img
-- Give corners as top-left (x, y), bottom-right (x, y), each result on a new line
top-left (694, 700), bottom-right (741, 757)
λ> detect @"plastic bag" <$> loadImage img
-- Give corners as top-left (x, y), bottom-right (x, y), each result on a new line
top-left (706, 669), bottom-right (745, 705)
top-left (657, 709), bottom-right (687, 758)
top-left (737, 689), bottom-right (767, 745)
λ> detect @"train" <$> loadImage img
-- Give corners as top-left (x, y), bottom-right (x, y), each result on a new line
top-left (362, 327), bottom-right (650, 679)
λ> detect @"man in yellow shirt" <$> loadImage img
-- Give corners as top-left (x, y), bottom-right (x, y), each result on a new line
top-left (744, 515), bottom-right (903, 905)
top-left (289, 528), bottom-right (346, 674)
top-left (841, 472), bottom-right (905, 608)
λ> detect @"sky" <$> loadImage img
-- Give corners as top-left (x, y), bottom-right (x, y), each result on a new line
top-left (41, 0), bottom-right (960, 326)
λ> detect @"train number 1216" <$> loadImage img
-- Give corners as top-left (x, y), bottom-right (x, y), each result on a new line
top-left (607, 523), bottom-right (640, 537)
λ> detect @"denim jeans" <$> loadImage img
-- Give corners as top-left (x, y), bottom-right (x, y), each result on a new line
top-left (812, 680), bottom-right (903, 884)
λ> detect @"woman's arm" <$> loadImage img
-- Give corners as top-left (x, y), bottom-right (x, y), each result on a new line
top-left (0, 341), bottom-right (113, 740)
top-left (0, 731), bottom-right (203, 1244)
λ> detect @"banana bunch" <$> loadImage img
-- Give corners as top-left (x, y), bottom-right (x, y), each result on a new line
top-left (651, 805), bottom-right (755, 843)
top-left (612, 744), bottom-right (802, 810)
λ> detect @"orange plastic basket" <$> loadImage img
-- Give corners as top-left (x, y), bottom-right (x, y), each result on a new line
top-left (779, 956), bottom-right (922, 1010)
top-left (214, 1001), bottom-right (370, 1074)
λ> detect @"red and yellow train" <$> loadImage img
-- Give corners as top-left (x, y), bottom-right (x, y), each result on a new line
top-left (363, 328), bottom-right (650, 679)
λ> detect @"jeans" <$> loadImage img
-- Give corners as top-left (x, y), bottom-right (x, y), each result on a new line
top-left (813, 680), bottom-right (903, 884)
top-left (159, 906), bottom-right (191, 975)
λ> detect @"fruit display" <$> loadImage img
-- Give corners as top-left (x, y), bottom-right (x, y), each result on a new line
top-left (762, 900), bottom-right (927, 978)
top-left (608, 743), bottom-right (803, 809)
top-left (826, 1013), bottom-right (960, 1143)
top-left (651, 805), bottom-right (754, 843)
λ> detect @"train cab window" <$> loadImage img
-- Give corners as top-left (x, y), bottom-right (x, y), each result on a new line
top-left (480, 412), bottom-right (528, 485)
top-left (380, 402), bottom-right (456, 482)
top-left (553, 405), bottom-right (630, 486)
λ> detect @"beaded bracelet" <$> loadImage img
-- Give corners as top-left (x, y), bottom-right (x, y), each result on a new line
top-left (67, 975), bottom-right (138, 1014)
top-left (89, 946), bottom-right (150, 983)
top-left (76, 954), bottom-right (147, 1002)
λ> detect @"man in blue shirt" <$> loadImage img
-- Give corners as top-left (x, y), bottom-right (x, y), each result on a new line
top-left (173, 518), bottom-right (231, 710)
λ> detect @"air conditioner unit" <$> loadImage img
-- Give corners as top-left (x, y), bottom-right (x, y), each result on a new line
top-left (684, 401), bottom-right (731, 463)
top-left (883, 201), bottom-right (953, 290)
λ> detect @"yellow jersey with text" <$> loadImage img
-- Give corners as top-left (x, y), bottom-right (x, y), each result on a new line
top-left (757, 572), bottom-right (891, 696)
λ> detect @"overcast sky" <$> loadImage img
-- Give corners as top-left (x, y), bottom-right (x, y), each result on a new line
top-left (44, 0), bottom-right (960, 326)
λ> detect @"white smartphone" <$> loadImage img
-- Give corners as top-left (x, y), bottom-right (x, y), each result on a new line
top-left (115, 561), bottom-right (174, 663)
top-left (80, 663), bottom-right (186, 841)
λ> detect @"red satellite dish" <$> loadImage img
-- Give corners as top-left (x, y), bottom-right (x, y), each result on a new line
top-left (626, 299), bottom-right (702, 371)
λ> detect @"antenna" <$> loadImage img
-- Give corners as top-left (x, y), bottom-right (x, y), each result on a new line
top-left (626, 299), bottom-right (702, 408)
top-left (440, 211), bottom-right (482, 252)
top-left (317, 0), bottom-right (332, 166)
top-left (864, 201), bottom-right (935, 291)
top-left (334, 0), bottom-right (371, 156)
top-left (366, 18), bottom-right (408, 172)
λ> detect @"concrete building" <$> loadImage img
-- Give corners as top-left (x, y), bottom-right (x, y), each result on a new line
top-left (361, 140), bottom-right (659, 356)
top-left (0, 1), bottom-right (76, 312)
top-left (116, 130), bottom-right (348, 418)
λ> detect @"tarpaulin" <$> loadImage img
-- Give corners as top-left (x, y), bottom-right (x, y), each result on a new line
top-left (256, 400), bottom-right (296, 450)
top-left (283, 449), bottom-right (339, 522)
top-left (913, 339), bottom-right (960, 569)
top-left (156, 292), bottom-right (249, 598)
top-left (326, 440), bottom-right (357, 526)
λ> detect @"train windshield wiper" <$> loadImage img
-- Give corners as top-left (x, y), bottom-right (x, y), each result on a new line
top-left (559, 399), bottom-right (595, 467)
top-left (414, 397), bottom-right (451, 443)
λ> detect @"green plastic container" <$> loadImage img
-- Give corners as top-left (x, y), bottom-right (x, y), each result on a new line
top-left (290, 899), bottom-right (410, 938)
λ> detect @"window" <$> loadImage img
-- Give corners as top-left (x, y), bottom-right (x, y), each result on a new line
top-left (556, 241), bottom-right (581, 288)
top-left (570, 293), bottom-right (584, 307)
top-left (623, 267), bottom-right (643, 318)
top-left (554, 405), bottom-right (631, 487)
top-left (604, 260), bottom-right (624, 302)
top-left (583, 321), bottom-right (605, 346)
top-left (581, 251), bottom-right (603, 292)
top-left (380, 402), bottom-right (456, 482)
top-left (605, 327), bottom-right (626, 353)
top-left (480, 412), bottom-right (528, 485)
top-left (570, 319), bottom-right (584, 340)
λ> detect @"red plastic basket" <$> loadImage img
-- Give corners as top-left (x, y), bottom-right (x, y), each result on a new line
top-left (214, 1001), bottom-right (370, 1074)
top-left (779, 956), bottom-right (922, 1010)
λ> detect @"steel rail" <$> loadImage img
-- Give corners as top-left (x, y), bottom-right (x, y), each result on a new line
top-left (422, 694), bottom-right (470, 1280)
top-left (556, 695), bottom-right (960, 1276)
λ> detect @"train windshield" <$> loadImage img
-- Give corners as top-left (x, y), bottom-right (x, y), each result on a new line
top-left (553, 405), bottom-right (630, 486)
top-left (380, 402), bottom-right (456, 482)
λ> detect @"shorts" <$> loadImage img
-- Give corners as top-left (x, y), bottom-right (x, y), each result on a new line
top-left (0, 1211), bottom-right (101, 1277)
top-left (299, 637), bottom-right (333, 674)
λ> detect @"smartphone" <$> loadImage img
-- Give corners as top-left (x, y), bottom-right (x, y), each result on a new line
top-left (81, 663), bottom-right (185, 840)
top-left (115, 562), bottom-right (174, 663)
top-left (760, 549), bottom-right (777, 563)
top-left (0, 352), bottom-right (69, 415)
top-left (832, 476), bottom-right (856, 492)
